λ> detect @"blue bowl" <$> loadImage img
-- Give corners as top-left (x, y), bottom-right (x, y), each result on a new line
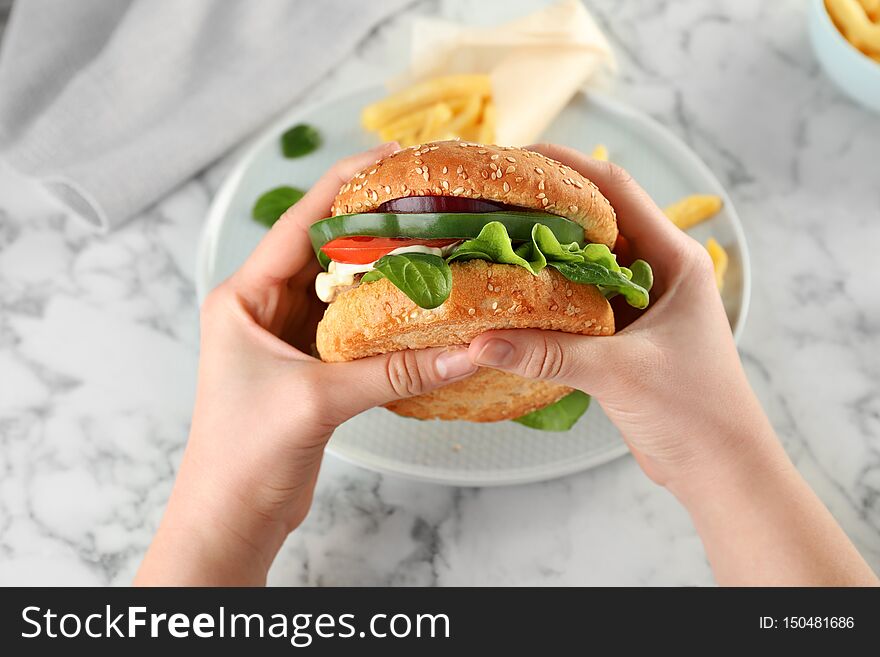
top-left (809, 0), bottom-right (880, 112)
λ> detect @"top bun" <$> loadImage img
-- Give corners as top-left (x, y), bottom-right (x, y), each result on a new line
top-left (330, 140), bottom-right (618, 248)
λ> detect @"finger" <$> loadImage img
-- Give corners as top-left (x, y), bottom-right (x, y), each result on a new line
top-left (318, 346), bottom-right (479, 421)
top-left (236, 141), bottom-right (400, 292)
top-left (467, 329), bottom-right (635, 395)
top-left (526, 143), bottom-right (687, 258)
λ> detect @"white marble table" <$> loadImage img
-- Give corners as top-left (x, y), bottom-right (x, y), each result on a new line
top-left (1, 0), bottom-right (878, 586)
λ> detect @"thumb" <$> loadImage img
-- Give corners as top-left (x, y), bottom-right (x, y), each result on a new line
top-left (467, 329), bottom-right (631, 394)
top-left (320, 346), bottom-right (478, 421)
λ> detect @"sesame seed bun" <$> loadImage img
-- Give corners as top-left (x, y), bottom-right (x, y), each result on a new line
top-left (316, 260), bottom-right (613, 422)
top-left (330, 140), bottom-right (618, 248)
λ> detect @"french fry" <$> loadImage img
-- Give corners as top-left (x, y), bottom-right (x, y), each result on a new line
top-left (361, 75), bottom-right (492, 130)
top-left (705, 238), bottom-right (728, 291)
top-left (856, 0), bottom-right (880, 21)
top-left (477, 99), bottom-right (496, 144)
top-left (591, 144), bottom-right (609, 161)
top-left (664, 194), bottom-right (723, 230)
top-left (377, 98), bottom-right (470, 142)
top-left (417, 103), bottom-right (455, 143)
top-left (826, 0), bottom-right (880, 54)
top-left (446, 94), bottom-right (484, 134)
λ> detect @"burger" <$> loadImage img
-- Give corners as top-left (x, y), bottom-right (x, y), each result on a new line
top-left (310, 141), bottom-right (652, 430)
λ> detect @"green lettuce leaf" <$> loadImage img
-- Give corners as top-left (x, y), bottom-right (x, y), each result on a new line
top-left (446, 221), bottom-right (545, 273)
top-left (446, 221), bottom-right (652, 309)
top-left (513, 390), bottom-right (591, 431)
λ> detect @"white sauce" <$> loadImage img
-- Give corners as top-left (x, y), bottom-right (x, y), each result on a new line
top-left (314, 242), bottom-right (460, 303)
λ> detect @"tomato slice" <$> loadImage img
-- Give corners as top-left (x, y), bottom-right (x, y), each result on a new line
top-left (320, 237), bottom-right (460, 264)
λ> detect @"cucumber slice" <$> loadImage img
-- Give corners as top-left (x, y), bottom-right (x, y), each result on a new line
top-left (308, 211), bottom-right (586, 262)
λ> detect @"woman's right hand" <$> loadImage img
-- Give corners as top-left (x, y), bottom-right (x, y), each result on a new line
top-left (467, 144), bottom-right (785, 496)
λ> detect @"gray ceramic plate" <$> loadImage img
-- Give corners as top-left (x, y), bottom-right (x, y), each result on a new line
top-left (197, 87), bottom-right (750, 486)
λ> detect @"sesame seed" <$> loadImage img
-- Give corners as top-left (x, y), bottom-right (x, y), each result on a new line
top-left (487, 268), bottom-right (493, 278)
top-left (489, 162), bottom-right (497, 171)
top-left (480, 171), bottom-right (488, 179)
top-left (442, 166), bottom-right (448, 174)
top-left (550, 304), bottom-right (558, 311)
top-left (452, 186), bottom-right (464, 195)
top-left (506, 156), bottom-right (516, 162)
top-left (369, 168), bottom-right (377, 174)
top-left (515, 176), bottom-right (523, 183)
top-left (477, 149), bottom-right (487, 154)
top-left (573, 181), bottom-right (584, 189)
top-left (423, 170), bottom-right (430, 182)
top-left (536, 193), bottom-right (546, 199)
top-left (468, 308), bottom-right (475, 315)
top-left (503, 182), bottom-right (510, 192)
top-left (542, 198), bottom-right (549, 206)
top-left (569, 205), bottom-right (578, 212)
top-left (414, 159), bottom-right (422, 164)
top-left (442, 180), bottom-right (449, 189)
top-left (487, 284), bottom-right (494, 291)
top-left (384, 185), bottom-right (391, 194)
top-left (415, 167), bottom-right (423, 174)
top-left (490, 154), bottom-right (499, 160)
top-left (566, 289), bottom-right (573, 297)
top-left (456, 165), bottom-right (464, 174)
top-left (538, 180), bottom-right (545, 190)
top-left (491, 301), bottom-right (498, 310)
top-left (400, 184), bottom-right (408, 192)
top-left (535, 167), bottom-right (544, 174)
top-left (505, 166), bottom-right (515, 174)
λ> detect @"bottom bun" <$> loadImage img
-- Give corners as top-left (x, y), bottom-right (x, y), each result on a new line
top-left (385, 367), bottom-right (572, 422)
top-left (316, 260), bottom-right (614, 422)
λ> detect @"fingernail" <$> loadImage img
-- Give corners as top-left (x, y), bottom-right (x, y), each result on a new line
top-left (435, 348), bottom-right (477, 380)
top-left (474, 339), bottom-right (515, 367)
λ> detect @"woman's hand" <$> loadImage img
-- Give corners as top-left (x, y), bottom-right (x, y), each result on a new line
top-left (467, 144), bottom-right (876, 586)
top-left (135, 143), bottom-right (477, 586)
top-left (468, 143), bottom-right (772, 493)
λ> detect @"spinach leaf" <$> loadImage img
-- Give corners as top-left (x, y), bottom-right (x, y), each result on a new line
top-left (281, 124), bottom-right (321, 158)
top-left (549, 261), bottom-right (650, 309)
top-left (513, 390), bottom-right (591, 431)
top-left (362, 253), bottom-right (452, 309)
top-left (252, 186), bottom-right (306, 227)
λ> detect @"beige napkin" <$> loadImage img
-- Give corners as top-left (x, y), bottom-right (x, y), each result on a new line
top-left (397, 0), bottom-right (616, 146)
